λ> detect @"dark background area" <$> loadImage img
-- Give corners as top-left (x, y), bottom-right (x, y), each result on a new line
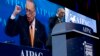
top-left (48, 0), bottom-right (100, 56)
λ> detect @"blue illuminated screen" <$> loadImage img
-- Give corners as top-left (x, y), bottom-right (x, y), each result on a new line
top-left (65, 7), bottom-right (97, 33)
top-left (0, 0), bottom-right (62, 45)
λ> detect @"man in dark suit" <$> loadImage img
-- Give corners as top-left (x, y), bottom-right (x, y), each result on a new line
top-left (5, 0), bottom-right (47, 49)
top-left (46, 8), bottom-right (65, 53)
top-left (49, 8), bottom-right (65, 31)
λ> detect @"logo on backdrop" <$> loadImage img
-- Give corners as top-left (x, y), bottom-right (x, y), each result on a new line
top-left (83, 41), bottom-right (93, 56)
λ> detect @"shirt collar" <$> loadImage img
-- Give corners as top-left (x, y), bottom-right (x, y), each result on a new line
top-left (31, 18), bottom-right (35, 26)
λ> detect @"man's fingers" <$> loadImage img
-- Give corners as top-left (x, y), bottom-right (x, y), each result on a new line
top-left (12, 5), bottom-right (21, 16)
top-left (16, 5), bottom-right (21, 11)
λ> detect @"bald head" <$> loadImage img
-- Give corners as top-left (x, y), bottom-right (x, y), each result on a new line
top-left (57, 8), bottom-right (65, 18)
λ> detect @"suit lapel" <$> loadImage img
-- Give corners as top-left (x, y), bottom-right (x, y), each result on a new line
top-left (34, 19), bottom-right (39, 45)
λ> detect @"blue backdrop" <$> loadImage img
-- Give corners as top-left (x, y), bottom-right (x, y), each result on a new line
top-left (0, 0), bottom-right (62, 45)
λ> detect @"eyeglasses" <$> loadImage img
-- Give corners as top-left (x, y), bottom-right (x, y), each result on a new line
top-left (26, 8), bottom-right (35, 14)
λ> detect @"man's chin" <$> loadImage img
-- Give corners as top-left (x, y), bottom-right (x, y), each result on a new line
top-left (27, 17), bottom-right (34, 24)
top-left (28, 20), bottom-right (33, 25)
top-left (27, 18), bottom-right (31, 23)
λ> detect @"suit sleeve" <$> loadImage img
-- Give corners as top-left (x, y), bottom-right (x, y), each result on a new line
top-left (46, 16), bottom-right (57, 50)
top-left (49, 17), bottom-right (56, 33)
top-left (49, 17), bottom-right (53, 31)
top-left (5, 17), bottom-right (19, 37)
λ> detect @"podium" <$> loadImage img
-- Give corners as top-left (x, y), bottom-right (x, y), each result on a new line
top-left (0, 43), bottom-right (49, 56)
top-left (51, 22), bottom-right (99, 56)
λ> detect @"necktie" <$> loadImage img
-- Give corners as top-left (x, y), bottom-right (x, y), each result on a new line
top-left (29, 25), bottom-right (35, 48)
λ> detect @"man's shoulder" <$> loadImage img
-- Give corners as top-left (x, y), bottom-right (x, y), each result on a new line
top-left (36, 19), bottom-right (43, 26)
top-left (17, 15), bottom-right (27, 21)
top-left (49, 16), bottom-right (58, 21)
top-left (49, 16), bottom-right (58, 22)
top-left (18, 15), bottom-right (26, 19)
top-left (50, 16), bottom-right (57, 19)
top-left (35, 19), bottom-right (45, 29)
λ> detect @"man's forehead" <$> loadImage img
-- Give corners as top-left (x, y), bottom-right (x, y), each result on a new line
top-left (26, 1), bottom-right (33, 6)
top-left (60, 9), bottom-right (65, 11)
top-left (58, 8), bottom-right (65, 12)
top-left (25, 1), bottom-right (35, 9)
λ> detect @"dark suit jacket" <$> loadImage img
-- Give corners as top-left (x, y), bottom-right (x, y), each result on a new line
top-left (49, 16), bottom-right (57, 31)
top-left (47, 16), bottom-right (64, 55)
top-left (49, 16), bottom-right (61, 33)
top-left (46, 16), bottom-right (59, 50)
top-left (5, 15), bottom-right (47, 49)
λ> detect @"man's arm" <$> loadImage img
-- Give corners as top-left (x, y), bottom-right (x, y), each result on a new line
top-left (46, 17), bottom-right (56, 50)
top-left (5, 5), bottom-right (21, 37)
top-left (49, 17), bottom-right (56, 33)
top-left (5, 16), bottom-right (19, 36)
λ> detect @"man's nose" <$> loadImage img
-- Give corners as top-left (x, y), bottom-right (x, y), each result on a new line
top-left (26, 11), bottom-right (30, 15)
